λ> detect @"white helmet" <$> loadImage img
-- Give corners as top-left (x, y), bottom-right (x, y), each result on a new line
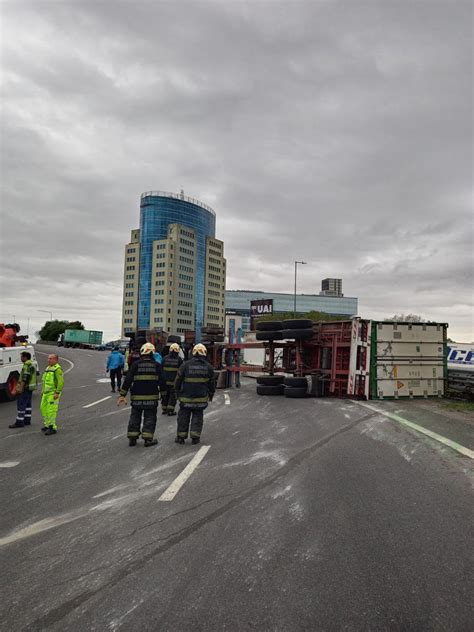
top-left (192, 343), bottom-right (207, 356)
top-left (169, 343), bottom-right (180, 353)
top-left (140, 342), bottom-right (156, 355)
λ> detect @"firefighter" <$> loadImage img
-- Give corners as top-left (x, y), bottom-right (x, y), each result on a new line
top-left (118, 342), bottom-right (165, 447)
top-left (174, 343), bottom-right (215, 445)
top-left (40, 354), bottom-right (64, 435)
top-left (8, 351), bottom-right (37, 429)
top-left (161, 343), bottom-right (183, 416)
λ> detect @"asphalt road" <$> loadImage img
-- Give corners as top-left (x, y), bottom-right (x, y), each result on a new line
top-left (0, 345), bottom-right (472, 631)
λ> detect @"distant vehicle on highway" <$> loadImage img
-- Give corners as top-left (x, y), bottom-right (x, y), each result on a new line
top-left (58, 329), bottom-right (103, 349)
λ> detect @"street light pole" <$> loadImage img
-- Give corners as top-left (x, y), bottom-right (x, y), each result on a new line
top-left (38, 309), bottom-right (53, 321)
top-left (294, 261), bottom-right (307, 317)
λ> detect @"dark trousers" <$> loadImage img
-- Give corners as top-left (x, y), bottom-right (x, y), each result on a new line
top-left (127, 406), bottom-right (157, 440)
top-left (110, 368), bottom-right (122, 391)
top-left (15, 391), bottom-right (33, 427)
top-left (161, 386), bottom-right (177, 412)
top-left (177, 406), bottom-right (204, 439)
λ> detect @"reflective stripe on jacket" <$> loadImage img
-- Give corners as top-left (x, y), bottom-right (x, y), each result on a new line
top-left (174, 356), bottom-right (215, 409)
top-left (42, 363), bottom-right (64, 394)
top-left (119, 355), bottom-right (165, 407)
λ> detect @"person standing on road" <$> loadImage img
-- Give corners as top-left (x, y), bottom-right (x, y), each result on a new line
top-left (118, 343), bottom-right (165, 447)
top-left (174, 343), bottom-right (215, 445)
top-left (161, 343), bottom-right (183, 416)
top-left (40, 354), bottom-right (64, 436)
top-left (8, 351), bottom-right (37, 429)
top-left (106, 346), bottom-right (125, 393)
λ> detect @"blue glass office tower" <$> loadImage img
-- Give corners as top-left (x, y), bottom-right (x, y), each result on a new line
top-left (138, 191), bottom-right (216, 336)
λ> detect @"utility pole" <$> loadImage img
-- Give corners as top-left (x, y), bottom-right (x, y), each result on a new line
top-left (294, 261), bottom-right (307, 317)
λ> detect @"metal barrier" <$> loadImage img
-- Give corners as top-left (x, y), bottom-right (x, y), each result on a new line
top-left (447, 370), bottom-right (474, 400)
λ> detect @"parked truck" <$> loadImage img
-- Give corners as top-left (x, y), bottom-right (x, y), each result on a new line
top-left (58, 329), bottom-right (103, 349)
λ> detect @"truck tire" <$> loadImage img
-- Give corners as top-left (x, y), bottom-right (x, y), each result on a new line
top-left (281, 328), bottom-right (314, 340)
top-left (284, 386), bottom-right (307, 398)
top-left (256, 375), bottom-right (284, 386)
top-left (284, 377), bottom-right (307, 388)
top-left (4, 372), bottom-right (19, 401)
top-left (256, 384), bottom-right (284, 396)
top-left (256, 331), bottom-right (284, 341)
top-left (256, 321), bottom-right (283, 331)
top-left (282, 319), bottom-right (313, 330)
top-left (201, 327), bottom-right (224, 335)
top-left (167, 335), bottom-right (181, 344)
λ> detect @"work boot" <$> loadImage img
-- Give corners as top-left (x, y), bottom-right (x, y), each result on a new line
top-left (167, 411), bottom-right (176, 416)
top-left (41, 427), bottom-right (48, 432)
top-left (24, 421), bottom-right (31, 426)
top-left (161, 409), bottom-right (168, 415)
top-left (129, 438), bottom-right (137, 446)
top-left (191, 437), bottom-right (200, 445)
top-left (8, 423), bottom-right (24, 429)
top-left (111, 388), bottom-right (116, 393)
top-left (144, 438), bottom-right (158, 447)
top-left (44, 427), bottom-right (57, 436)
top-left (175, 437), bottom-right (185, 444)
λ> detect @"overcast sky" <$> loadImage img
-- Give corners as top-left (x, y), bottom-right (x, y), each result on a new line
top-left (1, 0), bottom-right (472, 342)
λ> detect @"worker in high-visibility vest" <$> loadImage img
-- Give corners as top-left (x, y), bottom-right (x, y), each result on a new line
top-left (40, 354), bottom-right (64, 435)
top-left (8, 351), bottom-right (37, 429)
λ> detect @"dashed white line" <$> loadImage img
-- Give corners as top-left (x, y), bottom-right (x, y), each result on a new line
top-left (0, 461), bottom-right (20, 468)
top-left (357, 402), bottom-right (474, 460)
top-left (158, 445), bottom-right (211, 501)
top-left (102, 406), bottom-right (131, 417)
top-left (224, 393), bottom-right (230, 405)
top-left (83, 396), bottom-right (112, 409)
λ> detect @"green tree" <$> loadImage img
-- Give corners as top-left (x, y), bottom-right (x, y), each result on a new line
top-left (38, 320), bottom-right (85, 341)
top-left (257, 310), bottom-right (344, 323)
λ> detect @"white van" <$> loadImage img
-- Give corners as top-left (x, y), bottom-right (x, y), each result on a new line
top-left (0, 345), bottom-right (39, 401)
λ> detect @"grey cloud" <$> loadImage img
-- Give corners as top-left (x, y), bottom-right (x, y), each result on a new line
top-left (1, 1), bottom-right (472, 341)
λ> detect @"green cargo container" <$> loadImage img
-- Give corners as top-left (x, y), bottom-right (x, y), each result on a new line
top-left (64, 329), bottom-right (103, 345)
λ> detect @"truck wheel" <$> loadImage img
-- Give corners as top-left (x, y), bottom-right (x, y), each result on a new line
top-left (284, 377), bottom-right (308, 388)
top-left (256, 384), bottom-right (284, 396)
top-left (282, 319), bottom-right (313, 329)
top-left (256, 331), bottom-right (284, 341)
top-left (5, 373), bottom-right (19, 401)
top-left (256, 375), bottom-right (284, 386)
top-left (284, 386), bottom-right (307, 398)
top-left (281, 328), bottom-right (314, 340)
top-left (256, 321), bottom-right (283, 332)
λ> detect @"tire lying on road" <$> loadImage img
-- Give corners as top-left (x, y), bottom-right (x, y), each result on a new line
top-left (282, 319), bottom-right (313, 329)
top-left (256, 375), bottom-right (285, 386)
top-left (256, 321), bottom-right (284, 331)
top-left (284, 386), bottom-right (307, 398)
top-left (256, 384), bottom-right (285, 396)
top-left (256, 331), bottom-right (284, 341)
top-left (284, 376), bottom-right (307, 388)
top-left (281, 328), bottom-right (314, 340)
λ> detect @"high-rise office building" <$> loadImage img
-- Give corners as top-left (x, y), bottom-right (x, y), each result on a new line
top-left (320, 278), bottom-right (343, 297)
top-left (122, 191), bottom-right (226, 339)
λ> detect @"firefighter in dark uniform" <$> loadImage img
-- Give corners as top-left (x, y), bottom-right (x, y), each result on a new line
top-left (161, 343), bottom-right (183, 416)
top-left (118, 342), bottom-right (165, 447)
top-left (174, 343), bottom-right (215, 445)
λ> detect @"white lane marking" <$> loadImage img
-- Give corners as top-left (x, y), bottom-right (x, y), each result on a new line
top-left (102, 407), bottom-right (131, 417)
top-left (158, 446), bottom-right (211, 501)
top-left (224, 393), bottom-right (230, 405)
top-left (358, 402), bottom-right (474, 460)
top-left (0, 461), bottom-right (20, 468)
top-left (97, 378), bottom-right (111, 383)
top-left (35, 351), bottom-right (74, 375)
top-left (83, 396), bottom-right (112, 409)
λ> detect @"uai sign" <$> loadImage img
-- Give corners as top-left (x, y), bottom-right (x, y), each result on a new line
top-left (250, 299), bottom-right (274, 317)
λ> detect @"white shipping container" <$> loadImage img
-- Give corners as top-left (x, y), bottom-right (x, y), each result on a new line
top-left (371, 322), bottom-right (447, 399)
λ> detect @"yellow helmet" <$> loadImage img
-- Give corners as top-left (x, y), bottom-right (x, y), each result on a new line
top-left (169, 343), bottom-right (180, 353)
top-left (192, 343), bottom-right (207, 356)
top-left (140, 342), bottom-right (156, 355)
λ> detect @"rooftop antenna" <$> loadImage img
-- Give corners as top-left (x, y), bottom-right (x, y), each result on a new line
top-left (180, 187), bottom-right (185, 200)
